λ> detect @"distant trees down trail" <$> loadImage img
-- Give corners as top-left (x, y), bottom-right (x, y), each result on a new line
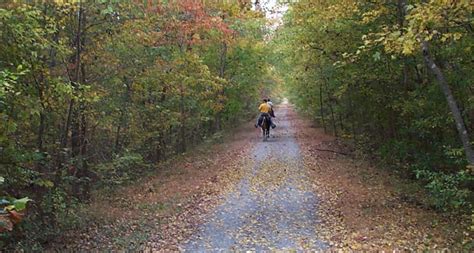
top-left (0, 0), bottom-right (274, 249)
top-left (271, 0), bottom-right (473, 211)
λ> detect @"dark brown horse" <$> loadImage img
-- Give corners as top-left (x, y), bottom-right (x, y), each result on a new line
top-left (261, 114), bottom-right (271, 141)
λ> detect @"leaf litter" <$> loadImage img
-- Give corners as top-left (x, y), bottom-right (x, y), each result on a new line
top-left (182, 105), bottom-right (327, 251)
top-left (292, 105), bottom-right (471, 251)
top-left (54, 104), bottom-right (470, 251)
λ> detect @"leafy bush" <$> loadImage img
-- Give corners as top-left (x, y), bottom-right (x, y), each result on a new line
top-left (415, 168), bottom-right (473, 210)
top-left (96, 153), bottom-right (150, 186)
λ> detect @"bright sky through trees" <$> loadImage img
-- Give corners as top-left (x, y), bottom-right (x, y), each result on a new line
top-left (258, 0), bottom-right (288, 28)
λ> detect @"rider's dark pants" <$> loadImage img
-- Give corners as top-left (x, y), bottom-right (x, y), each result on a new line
top-left (257, 113), bottom-right (274, 127)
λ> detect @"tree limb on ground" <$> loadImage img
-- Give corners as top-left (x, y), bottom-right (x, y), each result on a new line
top-left (311, 148), bottom-right (349, 156)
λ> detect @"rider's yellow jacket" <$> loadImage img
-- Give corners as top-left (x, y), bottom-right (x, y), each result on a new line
top-left (259, 103), bottom-right (271, 113)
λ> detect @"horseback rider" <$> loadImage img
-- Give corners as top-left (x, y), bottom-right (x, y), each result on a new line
top-left (267, 98), bottom-right (275, 118)
top-left (255, 98), bottom-right (276, 129)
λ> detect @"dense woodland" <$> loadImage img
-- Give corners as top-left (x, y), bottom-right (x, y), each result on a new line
top-left (1, 0), bottom-right (273, 248)
top-left (272, 0), bottom-right (473, 209)
top-left (0, 0), bottom-right (473, 250)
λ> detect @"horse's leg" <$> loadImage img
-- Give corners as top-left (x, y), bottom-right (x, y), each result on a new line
top-left (262, 120), bottom-right (267, 141)
top-left (268, 119), bottom-right (271, 137)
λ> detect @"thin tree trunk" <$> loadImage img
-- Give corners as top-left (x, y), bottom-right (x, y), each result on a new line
top-left (70, 0), bottom-right (91, 199)
top-left (115, 78), bottom-right (132, 153)
top-left (38, 111), bottom-right (45, 152)
top-left (155, 85), bottom-right (168, 161)
top-left (348, 83), bottom-right (357, 143)
top-left (79, 102), bottom-right (89, 199)
top-left (338, 112), bottom-right (344, 133)
top-left (153, 133), bottom-right (164, 162)
top-left (36, 80), bottom-right (46, 173)
top-left (421, 41), bottom-right (474, 165)
top-left (58, 1), bottom-right (83, 171)
top-left (78, 6), bottom-right (89, 199)
top-left (334, 99), bottom-right (344, 133)
top-left (61, 100), bottom-right (73, 149)
top-left (70, 1), bottom-right (84, 161)
top-left (114, 124), bottom-right (121, 153)
top-left (328, 98), bottom-right (338, 137)
top-left (179, 84), bottom-right (186, 153)
top-left (35, 72), bottom-right (46, 154)
top-left (215, 41), bottom-right (227, 131)
top-left (319, 82), bottom-right (327, 133)
top-left (323, 77), bottom-right (338, 137)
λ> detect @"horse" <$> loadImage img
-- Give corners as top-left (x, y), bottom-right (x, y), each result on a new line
top-left (261, 114), bottom-right (271, 141)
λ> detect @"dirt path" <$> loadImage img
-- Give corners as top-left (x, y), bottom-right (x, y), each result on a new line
top-left (58, 102), bottom-right (468, 251)
top-left (183, 104), bottom-right (327, 251)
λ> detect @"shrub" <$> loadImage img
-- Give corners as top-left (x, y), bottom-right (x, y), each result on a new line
top-left (415, 168), bottom-right (473, 210)
top-left (96, 153), bottom-right (150, 186)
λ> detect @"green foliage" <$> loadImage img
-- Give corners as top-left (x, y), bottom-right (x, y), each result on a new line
top-left (272, 0), bottom-right (473, 211)
top-left (0, 196), bottom-right (31, 214)
top-left (416, 169), bottom-right (473, 210)
top-left (0, 1), bottom-right (270, 249)
top-left (96, 153), bottom-right (150, 186)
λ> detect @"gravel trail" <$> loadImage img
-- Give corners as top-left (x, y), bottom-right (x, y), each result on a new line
top-left (183, 104), bottom-right (327, 251)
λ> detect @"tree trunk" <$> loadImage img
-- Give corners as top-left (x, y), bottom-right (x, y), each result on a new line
top-left (114, 124), bottom-right (121, 153)
top-left (319, 82), bottom-right (327, 133)
top-left (324, 77), bottom-right (338, 137)
top-left (35, 72), bottom-right (46, 155)
top-left (61, 100), bottom-right (74, 151)
top-left (115, 78), bottom-right (132, 153)
top-left (215, 41), bottom-right (227, 131)
top-left (348, 83), bottom-right (357, 143)
top-left (334, 98), bottom-right (344, 133)
top-left (38, 110), bottom-right (45, 152)
top-left (179, 84), bottom-right (186, 153)
top-left (421, 41), bottom-right (474, 165)
top-left (71, 2), bottom-right (84, 159)
top-left (328, 98), bottom-right (338, 137)
top-left (69, 1), bottom-right (91, 199)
